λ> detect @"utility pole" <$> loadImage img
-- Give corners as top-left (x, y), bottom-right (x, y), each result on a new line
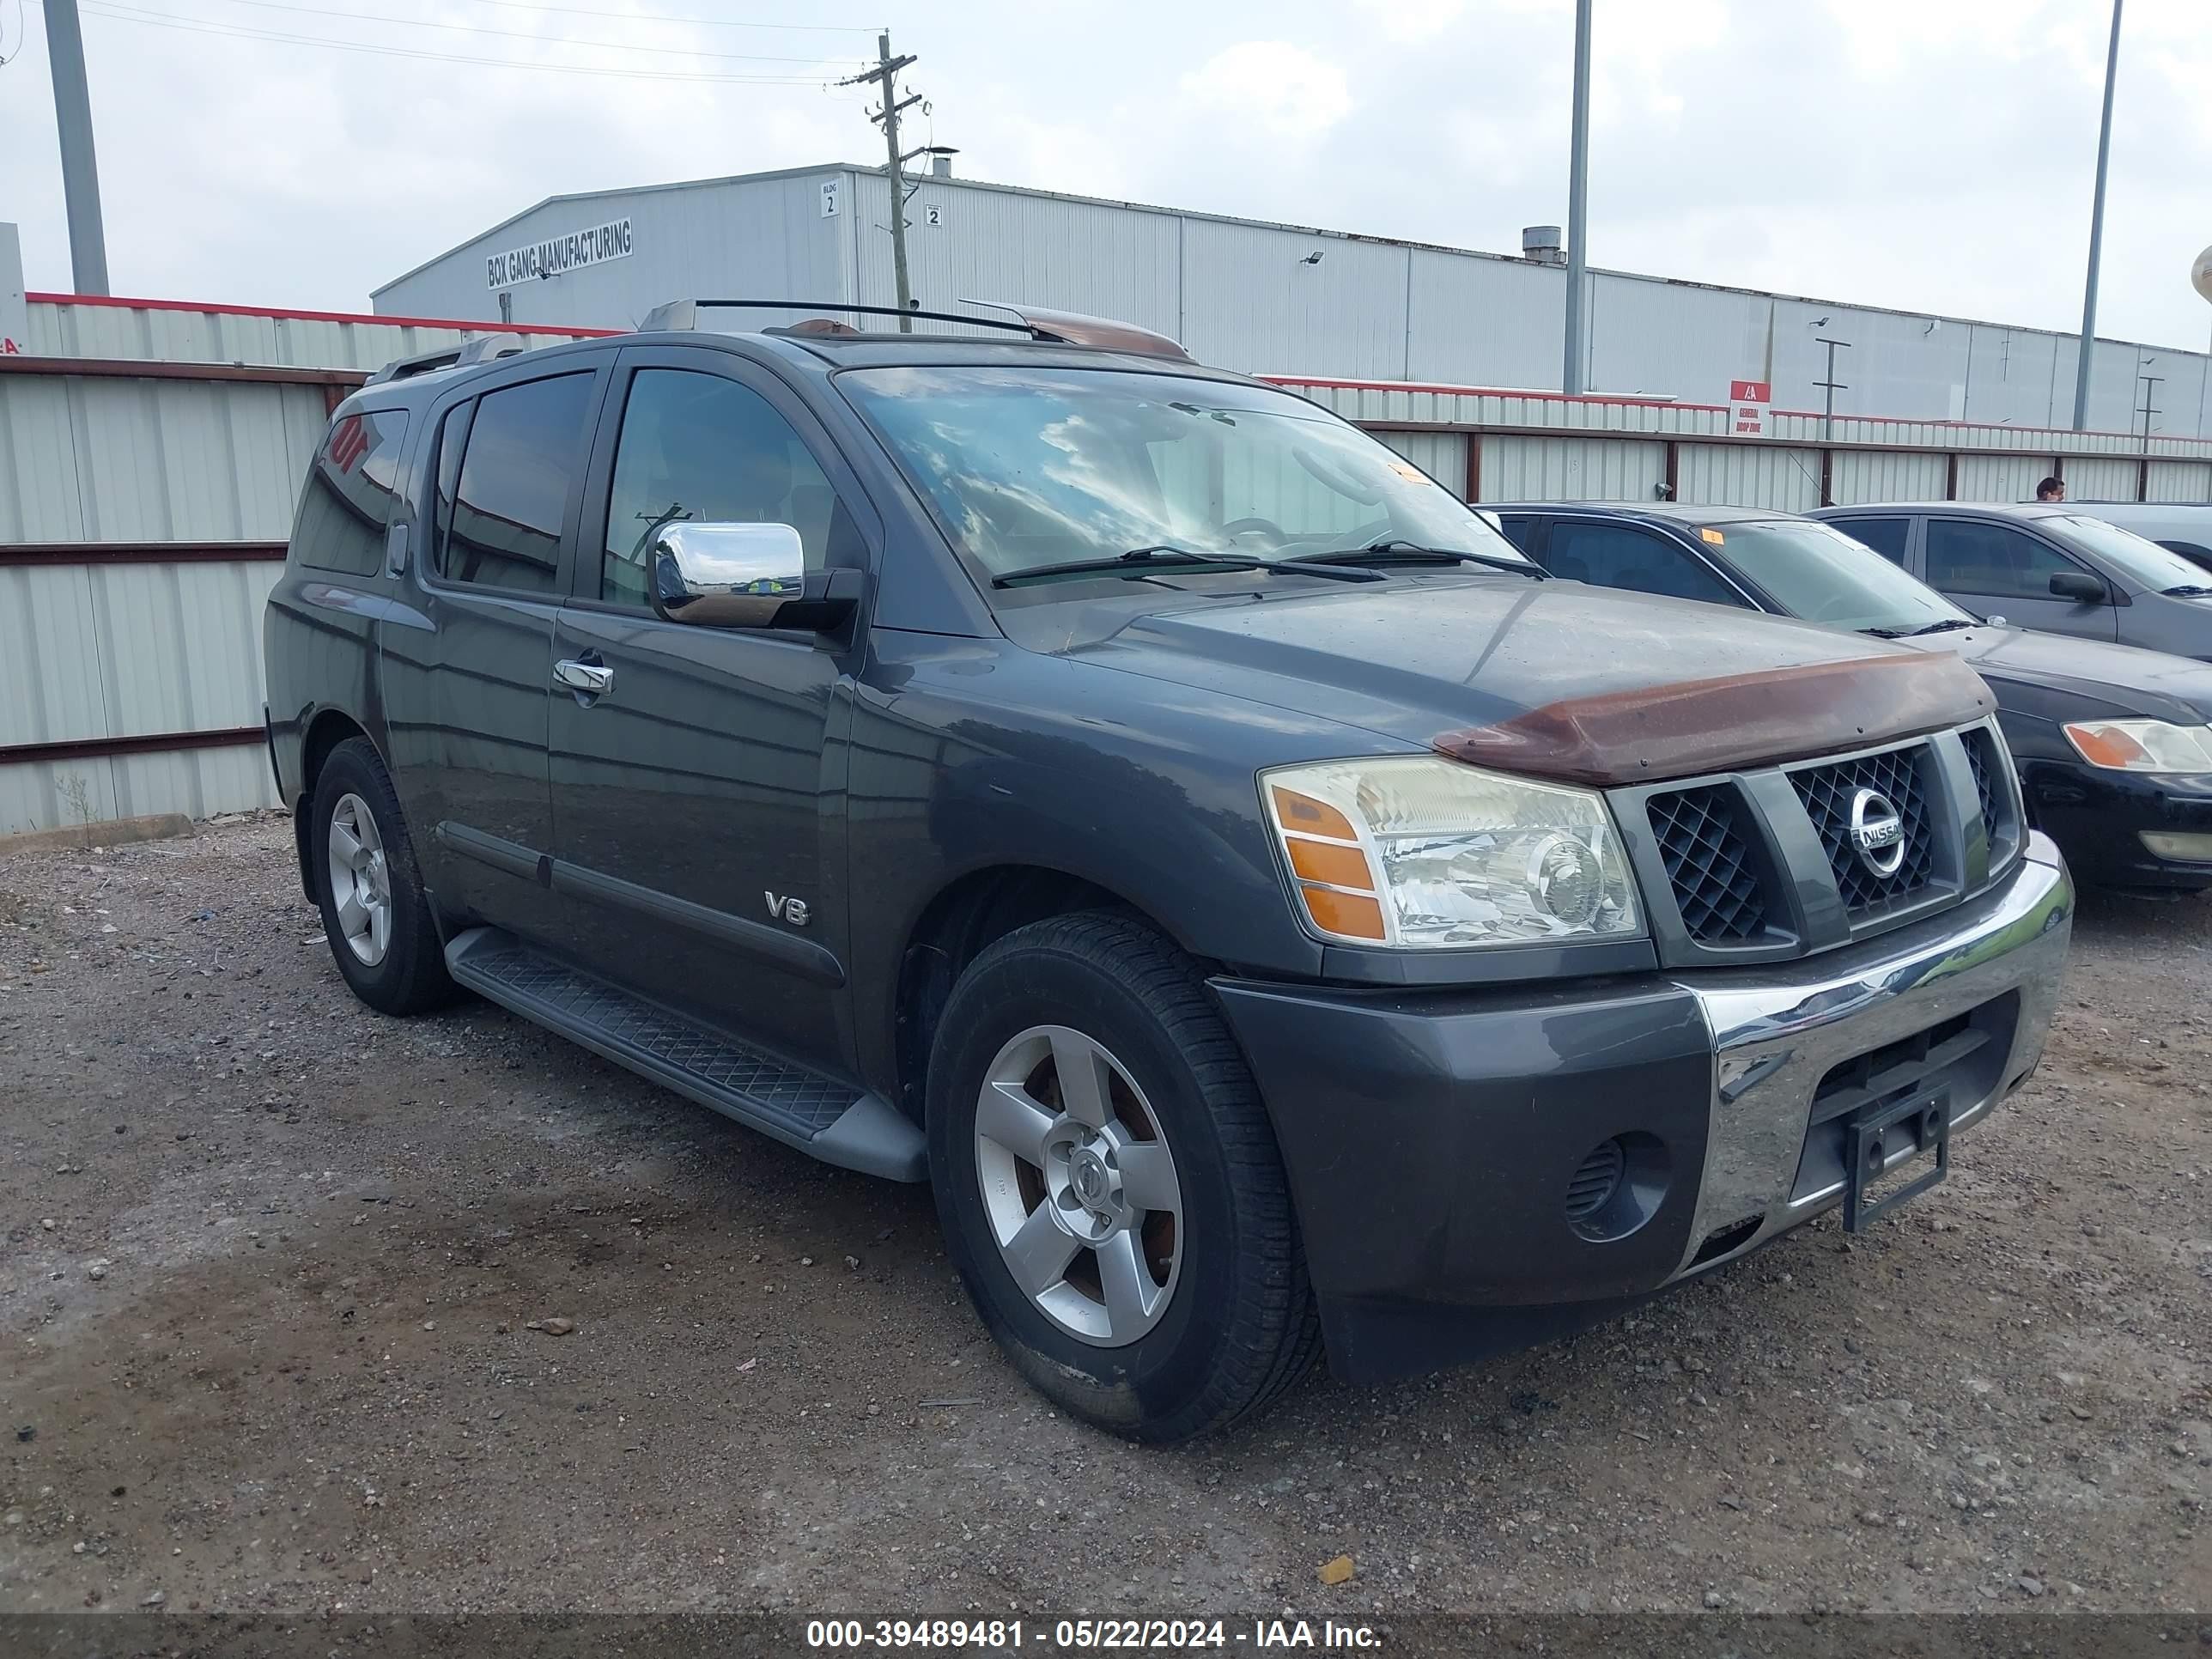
top-left (1814, 337), bottom-right (1852, 441)
top-left (45, 0), bottom-right (111, 295)
top-left (1560, 0), bottom-right (1592, 395)
top-left (2071, 0), bottom-right (2123, 430)
top-left (840, 33), bottom-right (921, 331)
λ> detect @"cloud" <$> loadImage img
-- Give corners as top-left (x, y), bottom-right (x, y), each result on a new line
top-left (1176, 41), bottom-right (1354, 145)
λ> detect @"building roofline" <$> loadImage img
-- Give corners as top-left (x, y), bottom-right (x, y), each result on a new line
top-left (379, 159), bottom-right (2212, 362)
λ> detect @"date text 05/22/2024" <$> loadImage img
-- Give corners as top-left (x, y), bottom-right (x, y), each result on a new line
top-left (805, 1620), bottom-right (1383, 1650)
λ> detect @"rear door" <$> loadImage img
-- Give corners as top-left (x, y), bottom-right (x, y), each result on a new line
top-left (545, 344), bottom-right (873, 1074)
top-left (380, 363), bottom-right (605, 939)
top-left (1921, 516), bottom-right (2118, 641)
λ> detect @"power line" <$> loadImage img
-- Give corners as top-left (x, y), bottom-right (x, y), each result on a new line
top-left (171, 0), bottom-right (867, 64)
top-left (76, 2), bottom-right (848, 82)
top-left (415, 0), bottom-right (878, 31)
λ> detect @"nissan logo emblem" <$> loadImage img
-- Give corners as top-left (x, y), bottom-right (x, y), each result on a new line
top-left (1849, 787), bottom-right (1906, 878)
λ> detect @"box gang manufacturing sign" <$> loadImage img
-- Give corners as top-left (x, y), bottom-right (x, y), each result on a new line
top-left (486, 218), bottom-right (634, 289)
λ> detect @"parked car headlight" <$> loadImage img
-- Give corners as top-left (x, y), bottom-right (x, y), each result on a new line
top-left (1261, 757), bottom-right (1644, 948)
top-left (2062, 720), bottom-right (2212, 774)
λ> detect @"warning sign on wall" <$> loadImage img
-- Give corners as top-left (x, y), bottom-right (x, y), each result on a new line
top-left (1729, 379), bottom-right (1772, 437)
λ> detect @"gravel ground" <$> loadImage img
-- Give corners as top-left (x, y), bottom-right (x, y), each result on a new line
top-left (0, 814), bottom-right (2206, 1620)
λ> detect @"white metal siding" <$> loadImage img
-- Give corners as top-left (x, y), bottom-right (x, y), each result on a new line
top-left (0, 374), bottom-right (325, 541)
top-left (2064, 458), bottom-right (2139, 501)
top-left (1404, 250), bottom-right (1562, 390)
top-left (27, 301), bottom-right (593, 371)
top-left (1675, 443), bottom-right (1824, 511)
top-left (1176, 219), bottom-right (1409, 378)
top-left (1830, 449), bottom-right (1948, 506)
top-left (2145, 461), bottom-right (2212, 503)
top-left (1369, 430), bottom-right (1468, 494)
top-left (1476, 434), bottom-right (1665, 503)
top-left (1954, 454), bottom-right (2045, 502)
top-left (0, 745), bottom-right (277, 839)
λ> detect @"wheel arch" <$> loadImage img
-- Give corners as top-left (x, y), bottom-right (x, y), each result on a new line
top-left (292, 708), bottom-right (378, 902)
top-left (890, 862), bottom-right (1199, 1126)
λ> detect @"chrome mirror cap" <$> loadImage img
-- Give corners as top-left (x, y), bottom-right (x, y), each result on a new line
top-left (650, 521), bottom-right (807, 629)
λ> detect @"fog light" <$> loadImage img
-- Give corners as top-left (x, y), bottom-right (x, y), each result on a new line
top-left (2140, 831), bottom-right (2212, 863)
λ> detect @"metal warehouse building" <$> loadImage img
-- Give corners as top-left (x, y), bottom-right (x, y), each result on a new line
top-left (374, 161), bottom-right (2212, 439)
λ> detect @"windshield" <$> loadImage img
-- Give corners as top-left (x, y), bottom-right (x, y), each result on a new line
top-left (838, 366), bottom-right (1530, 580)
top-left (2048, 515), bottom-right (2212, 592)
top-left (1717, 519), bottom-right (1976, 634)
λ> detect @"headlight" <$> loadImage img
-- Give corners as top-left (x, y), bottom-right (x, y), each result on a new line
top-left (2062, 720), bottom-right (2212, 773)
top-left (1261, 757), bottom-right (1644, 949)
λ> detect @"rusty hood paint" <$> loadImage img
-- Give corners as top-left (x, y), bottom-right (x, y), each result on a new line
top-left (1034, 574), bottom-right (1995, 784)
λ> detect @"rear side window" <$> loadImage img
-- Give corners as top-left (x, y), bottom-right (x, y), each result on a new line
top-left (1923, 520), bottom-right (2082, 601)
top-left (1545, 520), bottom-right (1743, 607)
top-left (292, 409), bottom-right (408, 577)
top-left (437, 373), bottom-right (595, 593)
top-left (1838, 516), bottom-right (1910, 564)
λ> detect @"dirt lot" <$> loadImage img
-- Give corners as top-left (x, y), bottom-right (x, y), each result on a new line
top-left (1, 814), bottom-right (2206, 1621)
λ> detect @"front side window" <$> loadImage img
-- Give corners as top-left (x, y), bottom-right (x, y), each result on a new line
top-left (1838, 515), bottom-right (1910, 565)
top-left (439, 373), bottom-right (595, 594)
top-left (1544, 520), bottom-right (1742, 606)
top-left (600, 369), bottom-right (842, 608)
top-left (837, 366), bottom-right (1528, 580)
top-left (1708, 519), bottom-right (1972, 635)
top-left (1923, 520), bottom-right (2086, 602)
top-left (2046, 515), bottom-right (2212, 594)
top-left (293, 409), bottom-right (409, 577)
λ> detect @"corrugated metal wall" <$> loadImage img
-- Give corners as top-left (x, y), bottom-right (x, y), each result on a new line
top-left (2063, 457), bottom-right (2142, 501)
top-left (2146, 461), bottom-right (2212, 503)
top-left (1954, 454), bottom-right (2045, 503)
top-left (1478, 434), bottom-right (1666, 502)
top-left (1675, 444), bottom-right (1825, 513)
top-left (1831, 449), bottom-right (1949, 505)
top-left (28, 300), bottom-right (596, 373)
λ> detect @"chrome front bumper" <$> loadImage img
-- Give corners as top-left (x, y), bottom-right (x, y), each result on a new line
top-left (1670, 831), bottom-right (2074, 1279)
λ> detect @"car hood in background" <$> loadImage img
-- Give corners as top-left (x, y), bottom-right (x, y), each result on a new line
top-left (1917, 625), bottom-right (2212, 725)
top-left (1009, 575), bottom-right (1996, 786)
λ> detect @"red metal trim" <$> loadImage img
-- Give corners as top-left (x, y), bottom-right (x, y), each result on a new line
top-left (1464, 433), bottom-right (1481, 504)
top-left (1350, 416), bottom-right (2139, 465)
top-left (1263, 374), bottom-right (1725, 413)
top-left (1664, 439), bottom-right (1680, 501)
top-left (1945, 453), bottom-right (1960, 501)
top-left (27, 290), bottom-right (620, 339)
top-left (0, 355), bottom-right (366, 389)
top-left (0, 541), bottom-right (286, 567)
top-left (1, 726), bottom-right (263, 767)
top-left (1819, 448), bottom-right (1834, 509)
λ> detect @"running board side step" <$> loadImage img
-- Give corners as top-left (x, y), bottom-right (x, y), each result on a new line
top-left (444, 927), bottom-right (926, 1182)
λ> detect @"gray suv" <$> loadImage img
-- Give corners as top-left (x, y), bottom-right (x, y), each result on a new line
top-left (1812, 501), bottom-right (2212, 659)
top-left (264, 302), bottom-right (2072, 1441)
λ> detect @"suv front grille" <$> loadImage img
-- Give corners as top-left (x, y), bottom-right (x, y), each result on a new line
top-left (1960, 725), bottom-right (2019, 863)
top-left (1791, 743), bottom-right (1935, 917)
top-left (1648, 785), bottom-right (1768, 942)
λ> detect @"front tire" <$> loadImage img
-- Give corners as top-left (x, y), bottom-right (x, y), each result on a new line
top-left (927, 913), bottom-right (1321, 1441)
top-left (309, 737), bottom-right (458, 1016)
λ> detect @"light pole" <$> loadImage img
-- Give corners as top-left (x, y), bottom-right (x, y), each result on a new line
top-left (45, 0), bottom-right (110, 295)
top-left (2070, 0), bottom-right (2123, 430)
top-left (1560, 0), bottom-right (1592, 395)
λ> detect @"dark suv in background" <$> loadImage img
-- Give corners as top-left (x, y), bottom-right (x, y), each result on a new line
top-left (1810, 501), bottom-right (2212, 658)
top-left (264, 302), bottom-right (2072, 1441)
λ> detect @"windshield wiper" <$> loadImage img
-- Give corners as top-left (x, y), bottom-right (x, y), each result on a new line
top-left (992, 545), bottom-right (1379, 588)
top-left (1292, 538), bottom-right (1547, 579)
top-left (1903, 618), bottom-right (1976, 636)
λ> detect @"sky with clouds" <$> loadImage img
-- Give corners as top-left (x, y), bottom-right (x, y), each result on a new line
top-left (3, 0), bottom-right (2209, 351)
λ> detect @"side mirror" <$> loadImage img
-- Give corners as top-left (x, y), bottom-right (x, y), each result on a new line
top-left (2048, 570), bottom-right (2108, 605)
top-left (650, 522), bottom-right (860, 632)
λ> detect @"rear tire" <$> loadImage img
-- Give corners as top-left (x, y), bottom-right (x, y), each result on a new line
top-left (309, 738), bottom-right (458, 1016)
top-left (927, 913), bottom-right (1322, 1442)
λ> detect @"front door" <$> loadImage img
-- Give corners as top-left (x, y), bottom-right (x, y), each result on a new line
top-left (381, 367), bottom-right (601, 938)
top-left (1920, 516), bottom-right (2119, 641)
top-left (547, 348), bottom-right (867, 1074)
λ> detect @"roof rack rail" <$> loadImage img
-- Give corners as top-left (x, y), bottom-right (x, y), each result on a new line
top-left (638, 297), bottom-right (1194, 361)
top-left (365, 335), bottom-right (528, 386)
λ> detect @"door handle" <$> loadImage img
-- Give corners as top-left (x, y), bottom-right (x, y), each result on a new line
top-left (553, 658), bottom-right (614, 696)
